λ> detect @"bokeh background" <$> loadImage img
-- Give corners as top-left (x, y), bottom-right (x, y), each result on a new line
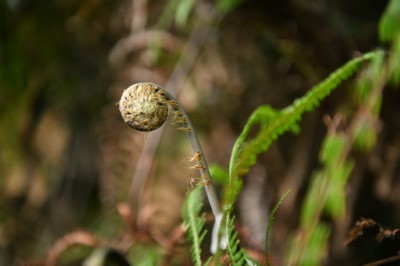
top-left (1, 0), bottom-right (399, 265)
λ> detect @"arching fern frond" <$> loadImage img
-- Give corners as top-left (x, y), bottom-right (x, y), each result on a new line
top-left (182, 186), bottom-right (208, 266)
top-left (226, 50), bottom-right (382, 207)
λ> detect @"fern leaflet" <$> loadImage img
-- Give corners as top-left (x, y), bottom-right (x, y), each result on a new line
top-left (265, 189), bottom-right (291, 266)
top-left (226, 215), bottom-right (259, 266)
top-left (182, 186), bottom-right (207, 266)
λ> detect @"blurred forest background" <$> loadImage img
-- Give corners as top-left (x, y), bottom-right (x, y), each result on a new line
top-left (1, 0), bottom-right (400, 265)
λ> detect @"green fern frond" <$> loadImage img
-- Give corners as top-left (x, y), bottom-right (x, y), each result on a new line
top-left (227, 106), bottom-right (279, 208)
top-left (229, 105), bottom-right (279, 178)
top-left (245, 255), bottom-right (261, 266)
top-left (226, 215), bottom-right (246, 266)
top-left (226, 51), bottom-right (381, 207)
top-left (182, 186), bottom-right (207, 266)
top-left (265, 189), bottom-right (291, 266)
top-left (225, 215), bottom-right (260, 266)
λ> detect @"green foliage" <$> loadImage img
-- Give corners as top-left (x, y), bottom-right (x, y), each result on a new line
top-left (209, 163), bottom-right (229, 185)
top-left (286, 223), bottom-right (331, 266)
top-left (227, 106), bottom-right (279, 208)
top-left (126, 245), bottom-right (160, 266)
top-left (157, 0), bottom-right (182, 27)
top-left (352, 52), bottom-right (385, 152)
top-left (352, 117), bottom-right (378, 152)
top-left (158, 0), bottom-right (197, 28)
top-left (225, 215), bottom-right (259, 266)
top-left (320, 135), bottom-right (354, 219)
top-left (225, 215), bottom-right (246, 265)
top-left (216, 0), bottom-right (243, 14)
top-left (378, 0), bottom-right (400, 43)
top-left (288, 50), bottom-right (387, 265)
top-left (265, 190), bottom-right (291, 266)
top-left (175, 0), bottom-right (197, 27)
top-left (300, 138), bottom-right (354, 228)
top-left (182, 186), bottom-right (208, 266)
top-left (5, 0), bottom-right (399, 265)
top-left (225, 51), bottom-right (381, 210)
top-left (379, 0), bottom-right (400, 86)
top-left (306, 224), bottom-right (331, 265)
top-left (135, 249), bottom-right (159, 266)
top-left (300, 172), bottom-right (327, 227)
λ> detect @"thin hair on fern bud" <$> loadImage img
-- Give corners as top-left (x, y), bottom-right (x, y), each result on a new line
top-left (189, 151), bottom-right (202, 162)
top-left (177, 127), bottom-right (192, 132)
top-left (172, 116), bottom-right (188, 124)
top-left (187, 174), bottom-right (212, 192)
top-left (189, 162), bottom-right (206, 170)
top-left (179, 151), bottom-right (202, 167)
top-left (166, 99), bottom-right (178, 106)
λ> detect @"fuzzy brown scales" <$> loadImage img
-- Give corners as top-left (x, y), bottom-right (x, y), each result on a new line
top-left (346, 217), bottom-right (400, 244)
top-left (189, 162), bottom-right (206, 170)
top-left (187, 174), bottom-right (212, 191)
top-left (119, 83), bottom-right (169, 131)
top-left (189, 151), bottom-right (201, 162)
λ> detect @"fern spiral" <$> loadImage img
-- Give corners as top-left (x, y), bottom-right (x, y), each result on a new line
top-left (119, 83), bottom-right (169, 131)
top-left (119, 82), bottom-right (223, 253)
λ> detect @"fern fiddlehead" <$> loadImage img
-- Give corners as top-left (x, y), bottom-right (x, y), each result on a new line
top-left (119, 82), bottom-right (223, 252)
top-left (119, 83), bottom-right (169, 131)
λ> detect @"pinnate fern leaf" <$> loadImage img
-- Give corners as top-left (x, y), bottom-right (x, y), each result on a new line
top-left (226, 51), bottom-right (382, 207)
top-left (226, 215), bottom-right (259, 266)
top-left (265, 189), bottom-right (291, 265)
top-left (182, 186), bottom-right (207, 266)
